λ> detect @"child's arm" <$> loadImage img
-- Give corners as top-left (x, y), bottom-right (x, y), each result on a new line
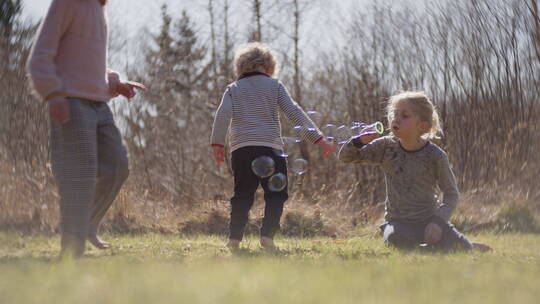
top-left (276, 82), bottom-right (322, 143)
top-left (210, 88), bottom-right (233, 164)
top-left (338, 135), bottom-right (387, 165)
top-left (435, 152), bottom-right (460, 221)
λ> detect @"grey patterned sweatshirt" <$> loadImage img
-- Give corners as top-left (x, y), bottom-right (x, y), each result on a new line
top-left (338, 135), bottom-right (459, 222)
top-left (210, 73), bottom-right (322, 152)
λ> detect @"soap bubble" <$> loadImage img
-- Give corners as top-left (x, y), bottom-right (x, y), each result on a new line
top-left (350, 121), bottom-right (385, 136)
top-left (291, 158), bottom-right (308, 175)
top-left (335, 124), bottom-right (352, 144)
top-left (292, 126), bottom-right (304, 142)
top-left (293, 125), bottom-right (318, 142)
top-left (350, 122), bottom-right (367, 132)
top-left (251, 156), bottom-right (275, 178)
top-left (307, 110), bottom-right (323, 124)
top-left (268, 173), bottom-right (287, 192)
top-left (321, 123), bottom-right (336, 141)
top-left (275, 137), bottom-right (297, 158)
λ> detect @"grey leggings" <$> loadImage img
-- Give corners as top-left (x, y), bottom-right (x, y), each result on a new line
top-left (380, 216), bottom-right (472, 250)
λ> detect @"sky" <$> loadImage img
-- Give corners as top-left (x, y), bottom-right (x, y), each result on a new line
top-left (23, 0), bottom-right (361, 20)
top-left (21, 0), bottom-right (362, 53)
top-left (21, 0), bottom-right (433, 74)
top-left (22, 0), bottom-right (371, 75)
top-left (22, 0), bottom-right (361, 39)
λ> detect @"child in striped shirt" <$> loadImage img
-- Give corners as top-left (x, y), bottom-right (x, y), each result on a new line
top-left (211, 43), bottom-right (334, 249)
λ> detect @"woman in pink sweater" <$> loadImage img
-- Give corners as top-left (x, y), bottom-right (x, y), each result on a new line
top-left (27, 0), bottom-right (145, 258)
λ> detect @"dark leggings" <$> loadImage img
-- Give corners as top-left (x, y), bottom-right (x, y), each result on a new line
top-left (380, 216), bottom-right (472, 250)
top-left (229, 146), bottom-right (288, 241)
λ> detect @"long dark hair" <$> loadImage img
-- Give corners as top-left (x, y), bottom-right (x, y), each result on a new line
top-left (99, 0), bottom-right (107, 5)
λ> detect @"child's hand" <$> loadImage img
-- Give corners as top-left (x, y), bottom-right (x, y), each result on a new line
top-left (48, 96), bottom-right (71, 124)
top-left (424, 222), bottom-right (442, 244)
top-left (113, 80), bottom-right (147, 100)
top-left (359, 132), bottom-right (381, 145)
top-left (212, 145), bottom-right (225, 164)
top-left (317, 138), bottom-right (335, 156)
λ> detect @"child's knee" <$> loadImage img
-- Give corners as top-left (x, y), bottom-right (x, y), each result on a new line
top-left (264, 191), bottom-right (289, 205)
top-left (386, 231), bottom-right (408, 247)
top-left (441, 225), bottom-right (473, 250)
top-left (383, 225), bottom-right (416, 249)
top-left (231, 193), bottom-right (255, 204)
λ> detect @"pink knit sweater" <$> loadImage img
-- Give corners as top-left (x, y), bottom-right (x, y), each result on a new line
top-left (27, 0), bottom-right (119, 102)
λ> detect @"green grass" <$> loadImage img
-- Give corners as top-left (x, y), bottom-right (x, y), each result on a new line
top-left (1, 232), bottom-right (539, 304)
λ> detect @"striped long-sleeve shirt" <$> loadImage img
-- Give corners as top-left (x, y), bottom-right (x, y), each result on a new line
top-left (211, 72), bottom-right (322, 152)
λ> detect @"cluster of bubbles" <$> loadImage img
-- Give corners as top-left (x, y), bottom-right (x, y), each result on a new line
top-left (321, 121), bottom-right (384, 144)
top-left (251, 156), bottom-right (287, 192)
top-left (250, 111), bottom-right (384, 191)
top-left (251, 158), bottom-right (308, 192)
top-left (293, 110), bottom-right (385, 145)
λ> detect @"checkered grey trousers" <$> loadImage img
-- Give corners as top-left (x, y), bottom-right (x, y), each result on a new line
top-left (50, 98), bottom-right (129, 255)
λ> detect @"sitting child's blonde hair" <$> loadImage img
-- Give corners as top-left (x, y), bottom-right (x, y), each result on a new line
top-left (387, 91), bottom-right (442, 139)
top-left (233, 42), bottom-right (277, 78)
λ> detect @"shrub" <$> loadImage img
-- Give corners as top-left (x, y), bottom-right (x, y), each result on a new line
top-left (495, 201), bottom-right (540, 233)
top-left (281, 210), bottom-right (335, 238)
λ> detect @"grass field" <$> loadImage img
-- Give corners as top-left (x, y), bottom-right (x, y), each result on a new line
top-left (1, 232), bottom-right (539, 304)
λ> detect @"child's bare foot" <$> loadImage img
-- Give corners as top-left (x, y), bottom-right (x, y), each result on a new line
top-left (88, 234), bottom-right (110, 249)
top-left (60, 235), bottom-right (85, 259)
top-left (472, 242), bottom-right (492, 252)
top-left (226, 239), bottom-right (241, 249)
top-left (88, 226), bottom-right (110, 249)
top-left (260, 236), bottom-right (276, 249)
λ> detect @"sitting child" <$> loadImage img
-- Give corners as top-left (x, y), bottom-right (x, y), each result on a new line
top-left (339, 91), bottom-right (490, 251)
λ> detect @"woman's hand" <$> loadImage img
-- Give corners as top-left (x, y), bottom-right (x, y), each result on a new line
top-left (424, 222), bottom-right (443, 244)
top-left (48, 96), bottom-right (70, 123)
top-left (212, 145), bottom-right (225, 164)
top-left (317, 138), bottom-right (336, 156)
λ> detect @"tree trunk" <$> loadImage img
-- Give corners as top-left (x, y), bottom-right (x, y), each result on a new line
top-left (254, 0), bottom-right (262, 41)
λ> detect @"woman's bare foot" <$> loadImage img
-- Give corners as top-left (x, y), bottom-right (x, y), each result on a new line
top-left (260, 236), bottom-right (276, 249)
top-left (88, 226), bottom-right (110, 249)
top-left (226, 239), bottom-right (241, 249)
top-left (472, 242), bottom-right (492, 252)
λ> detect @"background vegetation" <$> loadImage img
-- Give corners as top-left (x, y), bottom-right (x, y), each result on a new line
top-left (1, 0), bottom-right (539, 236)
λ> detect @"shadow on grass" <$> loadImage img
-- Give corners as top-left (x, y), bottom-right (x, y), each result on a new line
top-left (0, 255), bottom-right (57, 264)
top-left (388, 243), bottom-right (479, 256)
top-left (228, 247), bottom-right (295, 258)
top-left (0, 252), bottom-right (151, 264)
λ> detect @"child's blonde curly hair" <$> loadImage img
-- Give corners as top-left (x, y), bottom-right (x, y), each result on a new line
top-left (387, 91), bottom-right (443, 139)
top-left (233, 42), bottom-right (277, 78)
